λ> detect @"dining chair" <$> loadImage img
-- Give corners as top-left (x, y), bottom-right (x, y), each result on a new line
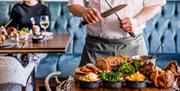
top-left (0, 56), bottom-right (36, 91)
top-left (45, 71), bottom-right (73, 91)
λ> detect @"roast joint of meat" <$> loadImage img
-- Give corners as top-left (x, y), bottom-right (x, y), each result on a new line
top-left (96, 55), bottom-right (130, 71)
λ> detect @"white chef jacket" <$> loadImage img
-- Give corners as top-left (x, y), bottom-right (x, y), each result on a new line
top-left (68, 0), bottom-right (166, 39)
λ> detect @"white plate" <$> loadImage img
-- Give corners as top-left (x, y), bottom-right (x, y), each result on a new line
top-left (41, 32), bottom-right (53, 37)
top-left (0, 40), bottom-right (16, 48)
top-left (0, 44), bottom-right (14, 48)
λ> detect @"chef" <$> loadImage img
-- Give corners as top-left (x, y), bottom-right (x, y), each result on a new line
top-left (68, 0), bottom-right (166, 66)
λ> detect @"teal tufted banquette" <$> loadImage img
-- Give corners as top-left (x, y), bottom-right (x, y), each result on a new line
top-left (0, 0), bottom-right (180, 80)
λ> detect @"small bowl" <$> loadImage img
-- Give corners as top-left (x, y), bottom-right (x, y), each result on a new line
top-left (131, 55), bottom-right (156, 66)
top-left (102, 80), bottom-right (123, 89)
top-left (126, 80), bottom-right (146, 88)
top-left (32, 35), bottom-right (45, 43)
top-left (79, 80), bottom-right (101, 89)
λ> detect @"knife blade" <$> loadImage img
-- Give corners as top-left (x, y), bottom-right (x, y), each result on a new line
top-left (82, 4), bottom-right (127, 25)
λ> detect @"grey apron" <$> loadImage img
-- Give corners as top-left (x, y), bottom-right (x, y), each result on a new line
top-left (79, 34), bottom-right (148, 67)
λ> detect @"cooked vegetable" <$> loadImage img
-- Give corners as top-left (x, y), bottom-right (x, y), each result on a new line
top-left (118, 61), bottom-right (135, 74)
top-left (133, 61), bottom-right (141, 71)
top-left (100, 70), bottom-right (122, 81)
top-left (126, 71), bottom-right (145, 81)
top-left (20, 27), bottom-right (29, 33)
top-left (79, 72), bottom-right (99, 82)
top-left (100, 61), bottom-right (135, 81)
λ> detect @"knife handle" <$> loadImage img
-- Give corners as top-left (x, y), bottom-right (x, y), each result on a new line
top-left (81, 21), bottom-right (88, 25)
top-left (129, 32), bottom-right (136, 37)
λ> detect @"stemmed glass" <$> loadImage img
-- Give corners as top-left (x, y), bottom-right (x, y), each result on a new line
top-left (40, 15), bottom-right (49, 32)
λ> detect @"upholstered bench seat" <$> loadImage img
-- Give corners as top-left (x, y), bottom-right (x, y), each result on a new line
top-left (0, 0), bottom-right (180, 80)
top-left (35, 54), bottom-right (59, 78)
top-left (57, 54), bottom-right (81, 78)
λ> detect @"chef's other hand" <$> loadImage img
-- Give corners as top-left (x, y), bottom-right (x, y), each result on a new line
top-left (120, 17), bottom-right (139, 33)
top-left (32, 25), bottom-right (41, 36)
top-left (83, 8), bottom-right (102, 24)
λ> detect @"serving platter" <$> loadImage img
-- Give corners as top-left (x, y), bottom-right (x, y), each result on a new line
top-left (74, 55), bottom-right (180, 90)
top-left (72, 81), bottom-right (175, 91)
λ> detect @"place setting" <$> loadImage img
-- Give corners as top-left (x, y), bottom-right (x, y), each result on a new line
top-left (0, 40), bottom-right (15, 48)
top-left (31, 15), bottom-right (53, 43)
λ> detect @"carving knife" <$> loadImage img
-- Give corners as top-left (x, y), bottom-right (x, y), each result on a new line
top-left (105, 0), bottom-right (136, 37)
top-left (82, 4), bottom-right (127, 25)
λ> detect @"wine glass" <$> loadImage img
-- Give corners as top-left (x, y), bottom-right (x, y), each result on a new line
top-left (40, 15), bottom-right (49, 32)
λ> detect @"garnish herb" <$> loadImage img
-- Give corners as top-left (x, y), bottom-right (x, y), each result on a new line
top-left (100, 70), bottom-right (122, 81)
top-left (118, 61), bottom-right (135, 74)
top-left (133, 61), bottom-right (141, 71)
top-left (20, 27), bottom-right (29, 33)
top-left (100, 61), bottom-right (135, 81)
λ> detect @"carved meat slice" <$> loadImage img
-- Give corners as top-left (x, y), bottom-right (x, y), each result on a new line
top-left (139, 63), bottom-right (156, 76)
top-left (164, 61), bottom-right (180, 77)
top-left (75, 63), bottom-right (101, 75)
top-left (81, 66), bottom-right (93, 73)
top-left (86, 63), bottom-right (102, 73)
top-left (96, 58), bottom-right (110, 71)
top-left (75, 68), bottom-right (86, 75)
top-left (158, 70), bottom-right (174, 88)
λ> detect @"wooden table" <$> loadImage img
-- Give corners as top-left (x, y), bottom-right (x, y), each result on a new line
top-left (0, 34), bottom-right (71, 91)
top-left (72, 81), bottom-right (174, 91)
top-left (0, 34), bottom-right (71, 54)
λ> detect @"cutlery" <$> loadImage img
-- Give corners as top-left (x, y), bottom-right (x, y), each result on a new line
top-left (147, 42), bottom-right (164, 65)
top-left (4, 19), bottom-right (12, 28)
top-left (30, 17), bottom-right (35, 25)
top-left (30, 17), bottom-right (35, 35)
top-left (104, 0), bottom-right (136, 38)
top-left (82, 4), bottom-right (127, 25)
top-left (152, 42), bottom-right (164, 59)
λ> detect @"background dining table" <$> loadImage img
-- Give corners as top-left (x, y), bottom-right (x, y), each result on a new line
top-left (0, 33), bottom-right (71, 91)
top-left (0, 34), bottom-right (71, 54)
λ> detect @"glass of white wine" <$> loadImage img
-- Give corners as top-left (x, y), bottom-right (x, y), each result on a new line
top-left (40, 15), bottom-right (49, 32)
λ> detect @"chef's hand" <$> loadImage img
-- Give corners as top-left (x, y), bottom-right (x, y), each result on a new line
top-left (83, 8), bottom-right (102, 24)
top-left (120, 17), bottom-right (139, 32)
